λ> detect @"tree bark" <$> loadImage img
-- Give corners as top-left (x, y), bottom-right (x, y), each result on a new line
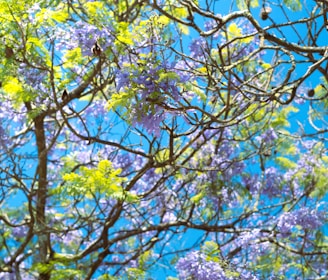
top-left (34, 114), bottom-right (50, 280)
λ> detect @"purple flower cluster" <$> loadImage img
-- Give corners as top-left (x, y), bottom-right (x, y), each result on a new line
top-left (189, 38), bottom-right (208, 60)
top-left (176, 250), bottom-right (258, 280)
top-left (54, 20), bottom-right (113, 56)
top-left (277, 207), bottom-right (325, 237)
top-left (204, 16), bottom-right (222, 39)
top-left (72, 21), bottom-right (113, 56)
top-left (235, 229), bottom-right (261, 247)
top-left (0, 120), bottom-right (10, 150)
top-left (176, 251), bottom-right (229, 280)
top-left (197, 18), bottom-right (261, 63)
top-left (131, 105), bottom-right (165, 137)
top-left (262, 167), bottom-right (282, 197)
top-left (12, 225), bottom-right (28, 239)
top-left (115, 57), bottom-right (192, 135)
top-left (17, 63), bottom-right (48, 94)
top-left (255, 128), bottom-right (278, 145)
top-left (0, 100), bottom-right (28, 149)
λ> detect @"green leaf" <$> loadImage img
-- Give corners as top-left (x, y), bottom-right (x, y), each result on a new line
top-left (251, 0), bottom-right (259, 7)
top-left (85, 1), bottom-right (105, 15)
top-left (36, 4), bottom-right (69, 23)
top-left (236, 0), bottom-right (259, 10)
top-left (158, 71), bottom-right (180, 83)
top-left (106, 91), bottom-right (134, 111)
top-left (139, 250), bottom-right (152, 269)
top-left (97, 274), bottom-right (117, 280)
top-left (51, 268), bottom-right (83, 280)
top-left (2, 77), bottom-right (35, 106)
top-left (50, 8), bottom-right (69, 23)
top-left (284, 145), bottom-right (298, 155)
top-left (276, 157), bottom-right (297, 169)
top-left (187, 84), bottom-right (206, 101)
top-left (178, 23), bottom-right (189, 35)
top-left (271, 105), bottom-right (299, 128)
top-left (310, 166), bottom-right (328, 198)
top-left (63, 47), bottom-right (83, 68)
top-left (283, 0), bottom-right (302, 11)
top-left (274, 256), bottom-right (282, 272)
top-left (31, 262), bottom-right (53, 274)
top-left (173, 7), bottom-right (188, 18)
top-left (155, 149), bottom-right (170, 163)
top-left (126, 267), bottom-right (146, 279)
top-left (117, 22), bottom-right (134, 45)
top-left (3, 77), bottom-right (24, 96)
top-left (117, 34), bottom-right (134, 45)
top-left (60, 160), bottom-right (132, 201)
top-left (191, 191), bottom-right (205, 204)
top-left (202, 241), bottom-right (220, 257)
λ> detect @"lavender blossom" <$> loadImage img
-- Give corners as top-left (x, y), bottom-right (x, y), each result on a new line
top-left (277, 207), bottom-right (325, 237)
top-left (176, 250), bottom-right (258, 280)
top-left (176, 251), bottom-right (228, 280)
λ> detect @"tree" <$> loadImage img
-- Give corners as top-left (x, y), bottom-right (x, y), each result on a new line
top-left (0, 0), bottom-right (327, 279)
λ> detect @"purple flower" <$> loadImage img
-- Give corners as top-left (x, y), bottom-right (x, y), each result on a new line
top-left (189, 38), bottom-right (208, 60)
top-left (27, 3), bottom-right (41, 24)
top-left (17, 64), bottom-right (47, 93)
top-left (163, 212), bottom-right (176, 223)
top-left (132, 110), bottom-right (164, 137)
top-left (262, 167), bottom-right (281, 197)
top-left (255, 128), bottom-right (277, 145)
top-left (176, 251), bottom-right (227, 280)
top-left (54, 20), bottom-right (113, 56)
top-left (236, 229), bottom-right (261, 247)
top-left (301, 140), bottom-right (317, 150)
top-left (173, 60), bottom-right (194, 83)
top-left (12, 226), bottom-right (28, 239)
top-left (277, 207), bottom-right (324, 237)
top-left (73, 21), bottom-right (113, 56)
top-left (0, 125), bottom-right (9, 148)
top-left (177, 250), bottom-right (259, 280)
top-left (204, 16), bottom-right (222, 39)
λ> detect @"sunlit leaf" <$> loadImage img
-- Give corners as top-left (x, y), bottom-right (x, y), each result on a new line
top-left (283, 0), bottom-right (302, 11)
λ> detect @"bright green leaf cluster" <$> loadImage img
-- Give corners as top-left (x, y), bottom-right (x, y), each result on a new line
top-left (271, 105), bottom-right (299, 128)
top-left (35, 4), bottom-right (69, 25)
top-left (236, 0), bottom-right (259, 10)
top-left (59, 160), bottom-right (138, 202)
top-left (126, 267), bottom-right (146, 280)
top-left (283, 0), bottom-right (302, 11)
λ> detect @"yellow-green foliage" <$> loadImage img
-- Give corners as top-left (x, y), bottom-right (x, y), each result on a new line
top-left (84, 1), bottom-right (105, 15)
top-left (226, 23), bottom-right (253, 44)
top-left (283, 0), bottom-right (302, 11)
top-left (275, 157), bottom-right (298, 169)
top-left (60, 160), bottom-right (138, 202)
top-left (2, 77), bottom-right (37, 108)
top-left (35, 4), bottom-right (69, 25)
top-left (271, 105), bottom-right (299, 128)
top-left (236, 0), bottom-right (259, 10)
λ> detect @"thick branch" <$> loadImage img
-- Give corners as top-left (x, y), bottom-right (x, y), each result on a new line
top-left (34, 114), bottom-right (50, 280)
